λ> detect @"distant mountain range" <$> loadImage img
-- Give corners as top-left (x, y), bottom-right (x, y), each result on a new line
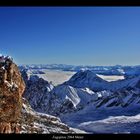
top-left (19, 64), bottom-right (140, 77)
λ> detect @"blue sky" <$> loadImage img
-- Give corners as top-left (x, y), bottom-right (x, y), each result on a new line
top-left (0, 7), bottom-right (140, 66)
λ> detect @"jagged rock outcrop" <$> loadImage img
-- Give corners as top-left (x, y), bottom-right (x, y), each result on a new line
top-left (0, 55), bottom-right (25, 133)
top-left (18, 98), bottom-right (78, 134)
top-left (21, 70), bottom-right (54, 112)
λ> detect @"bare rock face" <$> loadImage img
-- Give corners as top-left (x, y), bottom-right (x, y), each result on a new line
top-left (0, 55), bottom-right (25, 133)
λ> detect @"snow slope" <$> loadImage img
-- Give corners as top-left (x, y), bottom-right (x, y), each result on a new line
top-left (52, 85), bottom-right (96, 109)
top-left (78, 114), bottom-right (140, 134)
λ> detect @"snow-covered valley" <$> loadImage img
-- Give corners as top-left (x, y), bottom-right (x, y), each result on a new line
top-left (60, 104), bottom-right (140, 134)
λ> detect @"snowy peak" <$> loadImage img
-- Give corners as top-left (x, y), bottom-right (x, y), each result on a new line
top-left (65, 70), bottom-right (108, 91)
top-left (69, 70), bottom-right (104, 82)
top-left (65, 69), bottom-right (140, 92)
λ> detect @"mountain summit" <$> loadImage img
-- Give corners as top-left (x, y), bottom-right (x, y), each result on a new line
top-left (65, 70), bottom-right (108, 91)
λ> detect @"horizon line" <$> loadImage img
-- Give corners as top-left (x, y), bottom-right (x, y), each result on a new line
top-left (17, 63), bottom-right (140, 67)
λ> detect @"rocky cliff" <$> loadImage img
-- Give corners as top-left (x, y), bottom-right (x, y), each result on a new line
top-left (0, 55), bottom-right (25, 133)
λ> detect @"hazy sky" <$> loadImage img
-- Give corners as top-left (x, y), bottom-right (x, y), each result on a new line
top-left (0, 7), bottom-right (140, 65)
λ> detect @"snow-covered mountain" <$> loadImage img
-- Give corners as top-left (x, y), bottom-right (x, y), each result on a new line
top-left (21, 66), bottom-right (140, 133)
top-left (22, 70), bottom-right (98, 115)
top-left (65, 70), bottom-right (140, 92)
top-left (63, 70), bottom-right (140, 108)
top-left (23, 70), bottom-right (140, 116)
top-left (51, 85), bottom-right (96, 110)
top-left (65, 70), bottom-right (109, 92)
top-left (22, 69), bottom-right (140, 115)
top-left (21, 70), bottom-right (54, 112)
